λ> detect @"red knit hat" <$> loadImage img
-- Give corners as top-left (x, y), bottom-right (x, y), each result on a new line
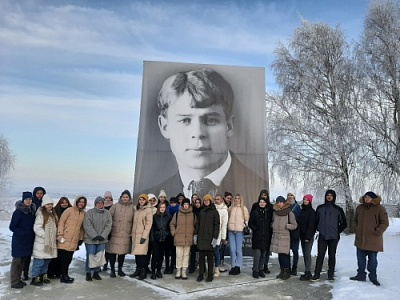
top-left (303, 194), bottom-right (313, 203)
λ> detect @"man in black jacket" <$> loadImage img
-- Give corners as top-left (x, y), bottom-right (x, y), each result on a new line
top-left (310, 189), bottom-right (347, 282)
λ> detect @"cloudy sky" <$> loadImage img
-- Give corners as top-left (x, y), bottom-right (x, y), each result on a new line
top-left (0, 0), bottom-right (369, 197)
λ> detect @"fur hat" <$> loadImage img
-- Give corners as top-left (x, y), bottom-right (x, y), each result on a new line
top-left (275, 196), bottom-right (286, 203)
top-left (94, 196), bottom-right (104, 206)
top-left (182, 198), bottom-right (191, 206)
top-left (303, 194), bottom-right (313, 203)
top-left (203, 194), bottom-right (213, 203)
top-left (41, 194), bottom-right (54, 207)
top-left (138, 193), bottom-right (149, 201)
top-left (158, 190), bottom-right (167, 198)
top-left (364, 191), bottom-right (377, 199)
top-left (22, 191), bottom-right (33, 201)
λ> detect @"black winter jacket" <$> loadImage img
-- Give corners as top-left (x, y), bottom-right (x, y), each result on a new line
top-left (298, 203), bottom-right (316, 241)
top-left (249, 203), bottom-right (273, 250)
top-left (151, 213), bottom-right (171, 242)
top-left (195, 204), bottom-right (220, 251)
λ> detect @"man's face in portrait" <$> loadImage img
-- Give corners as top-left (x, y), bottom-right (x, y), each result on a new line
top-left (159, 91), bottom-right (234, 175)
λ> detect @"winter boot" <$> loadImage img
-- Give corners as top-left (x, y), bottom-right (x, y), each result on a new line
top-left (252, 271), bottom-right (259, 279)
top-left (150, 270), bottom-right (157, 280)
top-left (291, 267), bottom-right (297, 276)
top-left (196, 274), bottom-right (204, 282)
top-left (30, 276), bottom-right (43, 286)
top-left (118, 268), bottom-right (126, 277)
top-left (156, 270), bottom-right (163, 278)
top-left (41, 274), bottom-right (50, 284)
top-left (181, 268), bottom-right (188, 280)
top-left (349, 274), bottom-right (366, 282)
top-left (300, 271), bottom-right (312, 281)
top-left (281, 268), bottom-right (291, 280)
top-left (11, 281), bottom-right (25, 289)
top-left (60, 275), bottom-right (74, 283)
top-left (138, 268), bottom-right (147, 280)
top-left (206, 274), bottom-right (214, 282)
top-left (310, 273), bottom-right (320, 282)
top-left (258, 270), bottom-right (266, 278)
top-left (86, 273), bottom-right (92, 281)
top-left (219, 261), bottom-right (227, 272)
top-left (103, 263), bottom-right (108, 271)
top-left (263, 265), bottom-right (271, 274)
top-left (175, 268), bottom-right (182, 279)
top-left (371, 279), bottom-right (381, 286)
top-left (110, 267), bottom-right (116, 278)
top-left (129, 268), bottom-right (140, 278)
top-left (214, 267), bottom-right (220, 277)
top-left (92, 271), bottom-right (102, 280)
top-left (276, 268), bottom-right (284, 279)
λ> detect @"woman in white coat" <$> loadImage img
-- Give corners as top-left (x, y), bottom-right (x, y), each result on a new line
top-left (31, 195), bottom-right (58, 286)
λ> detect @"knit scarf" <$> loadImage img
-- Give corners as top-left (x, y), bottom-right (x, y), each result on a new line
top-left (44, 216), bottom-right (57, 254)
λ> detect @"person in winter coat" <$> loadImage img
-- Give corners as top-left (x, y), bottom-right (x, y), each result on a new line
top-left (165, 197), bottom-right (179, 274)
top-left (170, 198), bottom-right (196, 280)
top-left (249, 194), bottom-right (273, 278)
top-left (9, 192), bottom-right (36, 289)
top-left (150, 202), bottom-right (171, 279)
top-left (157, 190), bottom-right (169, 208)
top-left (311, 189), bottom-right (347, 282)
top-left (298, 194), bottom-right (316, 281)
top-left (106, 190), bottom-right (135, 278)
top-left (287, 192), bottom-right (301, 276)
top-left (227, 194), bottom-right (249, 275)
top-left (57, 195), bottom-right (87, 283)
top-left (270, 196), bottom-right (298, 280)
top-left (130, 194), bottom-right (153, 280)
top-left (251, 189), bottom-right (272, 274)
top-left (194, 194), bottom-right (220, 282)
top-left (103, 191), bottom-right (113, 271)
top-left (214, 194), bottom-right (228, 277)
top-left (47, 197), bottom-right (72, 279)
top-left (83, 196), bottom-right (112, 281)
top-left (349, 191), bottom-right (389, 286)
top-left (224, 192), bottom-right (233, 208)
top-left (31, 195), bottom-right (58, 286)
top-left (22, 186), bottom-right (46, 280)
top-left (189, 197), bottom-right (202, 273)
top-left (145, 193), bottom-right (158, 273)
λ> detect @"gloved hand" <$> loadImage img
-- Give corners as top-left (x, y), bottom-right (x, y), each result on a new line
top-left (78, 240), bottom-right (83, 246)
top-left (140, 238), bottom-right (146, 244)
top-left (221, 239), bottom-right (227, 245)
top-left (98, 236), bottom-right (105, 241)
top-left (193, 235), bottom-right (198, 245)
top-left (92, 236), bottom-right (100, 241)
top-left (211, 238), bottom-right (217, 248)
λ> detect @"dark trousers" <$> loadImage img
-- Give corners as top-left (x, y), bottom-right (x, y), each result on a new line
top-left (104, 251), bottom-right (111, 267)
top-left (290, 238), bottom-right (300, 270)
top-left (314, 238), bottom-right (339, 277)
top-left (135, 255), bottom-right (147, 269)
top-left (10, 257), bottom-right (29, 285)
top-left (278, 253), bottom-right (290, 269)
top-left (47, 257), bottom-right (61, 277)
top-left (164, 235), bottom-right (176, 269)
top-left (145, 241), bottom-right (153, 268)
top-left (198, 250), bottom-right (214, 276)
top-left (108, 254), bottom-right (126, 271)
top-left (301, 239), bottom-right (314, 272)
top-left (356, 248), bottom-right (378, 281)
top-left (23, 256), bottom-right (31, 277)
top-left (151, 241), bottom-right (167, 272)
top-left (189, 244), bottom-right (198, 271)
top-left (58, 249), bottom-right (74, 277)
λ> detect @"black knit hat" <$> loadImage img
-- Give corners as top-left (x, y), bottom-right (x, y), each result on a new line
top-left (275, 196), bottom-right (286, 203)
top-left (364, 191), bottom-right (377, 199)
top-left (182, 198), bottom-right (191, 205)
top-left (169, 197), bottom-right (177, 204)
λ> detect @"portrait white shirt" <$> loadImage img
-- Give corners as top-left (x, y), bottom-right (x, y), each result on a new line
top-left (180, 151), bottom-right (232, 199)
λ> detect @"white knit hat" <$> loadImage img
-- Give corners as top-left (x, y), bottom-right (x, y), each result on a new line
top-left (41, 194), bottom-right (54, 207)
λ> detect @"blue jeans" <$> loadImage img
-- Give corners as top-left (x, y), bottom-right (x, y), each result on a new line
top-left (228, 231), bottom-right (244, 268)
top-left (290, 238), bottom-right (300, 269)
top-left (85, 243), bottom-right (106, 273)
top-left (356, 248), bottom-right (378, 281)
top-left (31, 258), bottom-right (51, 277)
top-left (214, 245), bottom-right (221, 267)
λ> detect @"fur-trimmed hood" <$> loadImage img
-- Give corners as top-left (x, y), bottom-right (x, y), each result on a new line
top-left (359, 195), bottom-right (382, 205)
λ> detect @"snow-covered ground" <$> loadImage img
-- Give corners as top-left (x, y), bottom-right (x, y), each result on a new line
top-left (0, 211), bottom-right (399, 299)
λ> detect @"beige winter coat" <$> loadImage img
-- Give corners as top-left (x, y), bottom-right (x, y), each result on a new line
top-left (228, 205), bottom-right (249, 232)
top-left (270, 203), bottom-right (297, 254)
top-left (106, 200), bottom-right (135, 255)
top-left (131, 203), bottom-right (153, 255)
top-left (57, 196), bottom-right (86, 252)
top-left (170, 206), bottom-right (196, 247)
top-left (33, 209), bottom-right (58, 259)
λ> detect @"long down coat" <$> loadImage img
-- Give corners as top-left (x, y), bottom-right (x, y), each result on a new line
top-left (195, 204), bottom-right (220, 251)
top-left (106, 199), bottom-right (135, 254)
top-left (170, 206), bottom-right (196, 247)
top-left (33, 208), bottom-right (58, 259)
top-left (131, 203), bottom-right (153, 255)
top-left (57, 196), bottom-right (87, 252)
top-left (354, 195), bottom-right (389, 252)
top-left (249, 202), bottom-right (273, 250)
top-left (270, 202), bottom-right (297, 255)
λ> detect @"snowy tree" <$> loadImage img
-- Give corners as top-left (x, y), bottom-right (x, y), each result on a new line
top-left (355, 0), bottom-right (400, 201)
top-left (0, 135), bottom-right (14, 204)
top-left (268, 20), bottom-right (363, 231)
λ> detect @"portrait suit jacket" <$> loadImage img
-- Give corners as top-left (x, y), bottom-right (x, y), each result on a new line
top-left (139, 153), bottom-right (268, 209)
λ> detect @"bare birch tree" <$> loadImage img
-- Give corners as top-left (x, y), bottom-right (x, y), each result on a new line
top-left (268, 20), bottom-right (362, 231)
top-left (355, 0), bottom-right (400, 201)
top-left (0, 135), bottom-right (15, 203)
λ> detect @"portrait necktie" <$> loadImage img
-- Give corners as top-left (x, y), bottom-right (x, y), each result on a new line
top-left (189, 178), bottom-right (217, 199)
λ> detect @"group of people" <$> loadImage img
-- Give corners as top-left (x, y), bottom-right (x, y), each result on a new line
top-left (9, 186), bottom-right (389, 289)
